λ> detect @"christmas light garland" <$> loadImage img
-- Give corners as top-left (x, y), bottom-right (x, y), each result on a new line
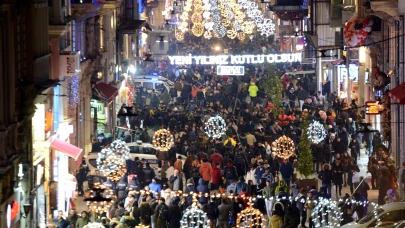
top-left (152, 129), bottom-right (174, 151)
top-left (204, 116), bottom-right (227, 139)
top-left (271, 135), bottom-right (296, 159)
top-left (180, 208), bottom-right (210, 228)
top-left (96, 140), bottom-right (130, 176)
top-left (307, 121), bottom-right (327, 144)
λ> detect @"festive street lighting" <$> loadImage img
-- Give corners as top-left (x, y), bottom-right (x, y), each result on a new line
top-left (271, 135), bottom-right (296, 159)
top-left (96, 140), bottom-right (129, 177)
top-left (152, 129), bottom-right (174, 151)
top-left (204, 116), bottom-right (226, 139)
top-left (84, 183), bottom-right (113, 214)
top-left (308, 120), bottom-right (327, 144)
top-left (236, 203), bottom-right (266, 227)
top-left (180, 208), bottom-right (210, 227)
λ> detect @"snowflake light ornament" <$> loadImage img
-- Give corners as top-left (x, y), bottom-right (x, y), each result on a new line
top-left (307, 121), bottom-right (327, 144)
top-left (204, 116), bottom-right (226, 139)
top-left (180, 208), bottom-right (210, 228)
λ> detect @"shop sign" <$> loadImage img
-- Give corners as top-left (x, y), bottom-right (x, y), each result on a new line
top-left (217, 66), bottom-right (245, 75)
top-left (365, 101), bottom-right (381, 115)
top-left (168, 53), bottom-right (302, 65)
top-left (6, 201), bottom-right (19, 228)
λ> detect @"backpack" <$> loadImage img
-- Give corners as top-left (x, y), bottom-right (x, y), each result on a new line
top-left (224, 166), bottom-right (236, 179)
top-left (158, 204), bottom-right (169, 220)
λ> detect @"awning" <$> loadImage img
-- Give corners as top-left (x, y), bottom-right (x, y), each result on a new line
top-left (332, 59), bottom-right (345, 65)
top-left (50, 138), bottom-right (83, 160)
top-left (117, 20), bottom-right (146, 34)
top-left (389, 82), bottom-right (405, 104)
top-left (94, 82), bottom-right (119, 101)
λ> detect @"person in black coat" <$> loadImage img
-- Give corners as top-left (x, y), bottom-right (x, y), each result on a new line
top-left (331, 160), bottom-right (344, 197)
top-left (378, 169), bottom-right (391, 205)
top-left (333, 137), bottom-right (346, 155)
top-left (314, 142), bottom-right (325, 173)
top-left (347, 160), bottom-right (360, 194)
top-left (168, 201), bottom-right (182, 228)
top-left (318, 164), bottom-right (333, 196)
top-left (349, 137), bottom-right (360, 161)
top-left (142, 163), bottom-right (155, 186)
top-left (75, 163), bottom-right (89, 196)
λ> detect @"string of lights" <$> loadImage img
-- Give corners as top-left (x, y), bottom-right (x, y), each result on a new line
top-left (204, 115), bottom-right (227, 139)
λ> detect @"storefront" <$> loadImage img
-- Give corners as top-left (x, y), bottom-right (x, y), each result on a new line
top-left (50, 122), bottom-right (81, 216)
top-left (91, 99), bottom-right (107, 135)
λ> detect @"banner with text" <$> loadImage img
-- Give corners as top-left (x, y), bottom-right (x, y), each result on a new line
top-left (168, 53), bottom-right (302, 65)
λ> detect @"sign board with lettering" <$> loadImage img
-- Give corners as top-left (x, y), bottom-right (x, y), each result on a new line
top-left (365, 101), bottom-right (381, 115)
top-left (168, 53), bottom-right (302, 65)
top-left (217, 66), bottom-right (245, 75)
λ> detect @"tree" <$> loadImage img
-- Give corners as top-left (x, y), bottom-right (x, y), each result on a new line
top-left (261, 63), bottom-right (283, 117)
top-left (297, 117), bottom-right (314, 178)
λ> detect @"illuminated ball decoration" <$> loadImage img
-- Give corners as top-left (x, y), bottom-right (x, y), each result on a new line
top-left (236, 205), bottom-right (266, 228)
top-left (85, 183), bottom-right (113, 214)
top-left (97, 140), bottom-right (130, 177)
top-left (204, 116), bottom-right (226, 139)
top-left (175, 29), bottom-right (185, 41)
top-left (152, 129), bottom-right (174, 151)
top-left (180, 208), bottom-right (210, 228)
top-left (191, 13), bottom-right (203, 24)
top-left (192, 23), bottom-right (205, 37)
top-left (308, 121), bottom-right (327, 144)
top-left (194, 5), bottom-right (204, 14)
top-left (271, 135), bottom-right (295, 159)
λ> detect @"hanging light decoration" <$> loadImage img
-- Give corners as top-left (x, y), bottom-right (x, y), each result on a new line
top-left (213, 23), bottom-right (227, 38)
top-left (191, 13), bottom-right (203, 24)
top-left (96, 140), bottom-right (130, 177)
top-left (271, 135), bottom-right (296, 159)
top-left (85, 183), bottom-right (113, 214)
top-left (180, 208), bottom-right (210, 228)
top-left (221, 18), bottom-right (231, 27)
top-left (152, 129), bottom-right (174, 151)
top-left (236, 204), bottom-right (266, 227)
top-left (175, 29), bottom-right (185, 41)
top-left (242, 21), bottom-right (256, 34)
top-left (204, 116), bottom-right (227, 139)
top-left (308, 121), bottom-right (327, 144)
top-left (192, 23), bottom-right (205, 37)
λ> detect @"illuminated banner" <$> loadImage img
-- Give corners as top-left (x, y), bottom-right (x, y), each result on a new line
top-left (168, 53), bottom-right (302, 65)
top-left (217, 66), bottom-right (245, 75)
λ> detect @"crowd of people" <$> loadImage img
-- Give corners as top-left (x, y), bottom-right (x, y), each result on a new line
top-left (54, 37), bottom-right (400, 228)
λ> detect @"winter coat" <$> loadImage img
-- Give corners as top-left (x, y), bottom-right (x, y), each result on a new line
top-left (117, 178), bottom-right (128, 200)
top-left (275, 179), bottom-right (289, 195)
top-left (235, 181), bottom-right (249, 195)
top-left (210, 152), bottom-right (223, 168)
top-left (279, 162), bottom-right (294, 180)
top-left (245, 169), bottom-right (257, 185)
top-left (331, 163), bottom-right (343, 185)
top-left (197, 178), bottom-right (209, 204)
top-left (75, 217), bottom-right (90, 228)
top-left (269, 214), bottom-right (283, 228)
top-left (168, 205), bottom-right (182, 228)
top-left (155, 203), bottom-right (168, 228)
top-left (212, 166), bottom-right (222, 184)
top-left (169, 174), bottom-right (183, 191)
top-left (139, 202), bottom-right (153, 225)
top-left (142, 167), bottom-right (155, 184)
top-left (305, 198), bottom-right (316, 219)
top-left (199, 162), bottom-right (213, 182)
top-left (318, 169), bottom-right (333, 184)
top-left (149, 182), bottom-right (162, 196)
top-left (120, 215), bottom-right (137, 227)
top-left (224, 164), bottom-right (238, 180)
top-left (218, 203), bottom-right (231, 221)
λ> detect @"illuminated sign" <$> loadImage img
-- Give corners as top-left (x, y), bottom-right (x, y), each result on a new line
top-left (365, 101), bottom-right (381, 115)
top-left (217, 66), bottom-right (245, 75)
top-left (168, 53), bottom-right (302, 65)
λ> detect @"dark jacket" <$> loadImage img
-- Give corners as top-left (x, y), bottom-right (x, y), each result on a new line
top-left (280, 162), bottom-right (294, 180)
top-left (168, 205), bottom-right (182, 228)
top-left (197, 178), bottom-right (209, 204)
top-left (169, 174), bottom-right (183, 191)
top-left (318, 168), bottom-right (333, 185)
top-left (142, 166), bottom-right (156, 184)
top-left (116, 177), bottom-right (128, 200)
top-left (139, 202), bottom-right (154, 225)
top-left (331, 163), bottom-right (344, 185)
